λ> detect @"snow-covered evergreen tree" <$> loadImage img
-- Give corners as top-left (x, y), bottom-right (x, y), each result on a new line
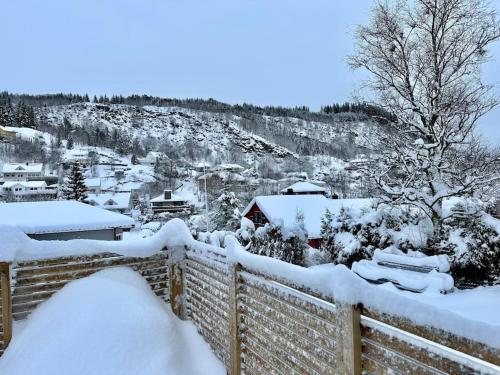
top-left (320, 208), bottom-right (335, 255)
top-left (210, 191), bottom-right (241, 231)
top-left (61, 162), bottom-right (88, 202)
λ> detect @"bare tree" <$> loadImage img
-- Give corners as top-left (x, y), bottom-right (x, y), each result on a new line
top-left (349, 0), bottom-right (500, 234)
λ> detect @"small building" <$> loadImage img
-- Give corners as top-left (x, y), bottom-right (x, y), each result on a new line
top-left (1, 180), bottom-right (58, 201)
top-left (87, 192), bottom-right (132, 214)
top-left (0, 201), bottom-right (134, 241)
top-left (85, 177), bottom-right (102, 194)
top-left (280, 181), bottom-right (327, 196)
top-left (1, 163), bottom-right (44, 181)
top-left (193, 162), bottom-right (211, 173)
top-left (214, 163), bottom-right (245, 173)
top-left (242, 195), bottom-right (371, 248)
top-left (150, 190), bottom-right (192, 214)
top-left (140, 151), bottom-right (168, 166)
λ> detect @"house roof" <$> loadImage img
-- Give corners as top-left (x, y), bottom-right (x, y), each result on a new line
top-left (150, 192), bottom-right (186, 203)
top-left (2, 163), bottom-right (43, 173)
top-left (280, 181), bottom-right (326, 194)
top-left (2, 180), bottom-right (47, 188)
top-left (87, 192), bottom-right (131, 210)
top-left (0, 201), bottom-right (134, 234)
top-left (85, 178), bottom-right (101, 187)
top-left (242, 195), bottom-right (372, 238)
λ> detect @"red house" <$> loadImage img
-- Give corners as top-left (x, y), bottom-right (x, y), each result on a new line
top-left (242, 195), bottom-right (371, 249)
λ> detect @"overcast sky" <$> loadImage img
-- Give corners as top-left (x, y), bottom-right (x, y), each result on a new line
top-left (1, 0), bottom-right (498, 143)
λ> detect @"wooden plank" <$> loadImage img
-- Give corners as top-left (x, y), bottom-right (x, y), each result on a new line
top-left (228, 263), bottom-right (241, 375)
top-left (0, 263), bottom-right (12, 350)
top-left (169, 246), bottom-right (186, 319)
top-left (363, 308), bottom-right (500, 367)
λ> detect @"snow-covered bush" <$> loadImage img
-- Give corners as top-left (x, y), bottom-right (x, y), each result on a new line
top-left (210, 192), bottom-right (241, 231)
top-left (321, 205), bottom-right (430, 268)
top-left (438, 201), bottom-right (500, 286)
top-left (250, 221), bottom-right (307, 266)
top-left (235, 217), bottom-right (255, 246)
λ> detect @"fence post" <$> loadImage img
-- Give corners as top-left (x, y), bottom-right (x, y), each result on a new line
top-left (0, 262), bottom-right (12, 351)
top-left (228, 262), bottom-right (241, 375)
top-left (168, 246), bottom-right (186, 319)
top-left (338, 303), bottom-right (362, 375)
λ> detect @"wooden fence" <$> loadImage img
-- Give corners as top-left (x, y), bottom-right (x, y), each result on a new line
top-left (1, 240), bottom-right (500, 374)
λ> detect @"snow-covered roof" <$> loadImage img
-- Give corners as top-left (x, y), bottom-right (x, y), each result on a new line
top-left (0, 201), bottom-right (134, 234)
top-left (280, 181), bottom-right (326, 194)
top-left (150, 192), bottom-right (187, 203)
top-left (87, 192), bottom-right (131, 210)
top-left (85, 178), bottom-right (101, 187)
top-left (2, 180), bottom-right (47, 188)
top-left (2, 163), bottom-right (43, 173)
top-left (216, 163), bottom-right (244, 171)
top-left (242, 195), bottom-right (372, 238)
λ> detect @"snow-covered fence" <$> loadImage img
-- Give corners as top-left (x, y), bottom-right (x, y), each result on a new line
top-left (177, 237), bottom-right (500, 375)
top-left (0, 219), bottom-right (499, 374)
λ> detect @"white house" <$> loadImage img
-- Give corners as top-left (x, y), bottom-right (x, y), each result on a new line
top-left (0, 201), bottom-right (134, 240)
top-left (1, 163), bottom-right (44, 181)
top-left (150, 190), bottom-right (192, 214)
top-left (280, 181), bottom-right (327, 196)
top-left (1, 180), bottom-right (58, 201)
top-left (87, 192), bottom-right (132, 214)
top-left (140, 151), bottom-right (168, 166)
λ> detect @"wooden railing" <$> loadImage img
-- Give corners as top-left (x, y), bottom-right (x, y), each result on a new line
top-left (1, 237), bottom-right (500, 374)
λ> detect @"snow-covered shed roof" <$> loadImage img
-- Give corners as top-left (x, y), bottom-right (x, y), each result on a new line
top-left (280, 181), bottom-right (326, 194)
top-left (2, 163), bottom-right (43, 173)
top-left (242, 195), bottom-right (372, 238)
top-left (0, 201), bottom-right (134, 234)
top-left (87, 192), bottom-right (131, 210)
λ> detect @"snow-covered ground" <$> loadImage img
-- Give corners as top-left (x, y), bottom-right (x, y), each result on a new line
top-left (0, 267), bottom-right (225, 375)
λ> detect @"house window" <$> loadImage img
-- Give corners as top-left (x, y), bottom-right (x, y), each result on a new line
top-left (253, 211), bottom-right (265, 225)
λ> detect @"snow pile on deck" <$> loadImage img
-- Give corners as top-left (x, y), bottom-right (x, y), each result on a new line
top-left (0, 268), bottom-right (225, 375)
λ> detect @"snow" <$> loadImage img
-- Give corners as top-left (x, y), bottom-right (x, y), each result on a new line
top-left (0, 218), bottom-right (208, 263)
top-left (150, 191), bottom-right (187, 203)
top-left (241, 195), bottom-right (372, 238)
top-left (280, 181), bottom-right (326, 194)
top-left (0, 268), bottom-right (225, 375)
top-left (2, 180), bottom-right (48, 188)
top-left (373, 248), bottom-right (450, 272)
top-left (0, 201), bottom-right (134, 235)
top-left (351, 260), bottom-right (454, 293)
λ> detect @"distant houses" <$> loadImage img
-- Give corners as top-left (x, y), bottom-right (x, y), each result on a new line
top-left (0, 163), bottom-right (58, 202)
top-left (0, 201), bottom-right (134, 241)
top-left (150, 189), bottom-right (192, 214)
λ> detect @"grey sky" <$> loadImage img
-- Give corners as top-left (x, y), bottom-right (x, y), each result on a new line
top-left (0, 0), bottom-right (498, 143)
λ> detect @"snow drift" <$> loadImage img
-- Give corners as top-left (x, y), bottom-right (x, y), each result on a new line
top-left (0, 268), bottom-right (225, 375)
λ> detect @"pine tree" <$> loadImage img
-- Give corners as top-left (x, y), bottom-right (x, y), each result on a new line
top-left (131, 154), bottom-right (139, 165)
top-left (61, 162), bottom-right (88, 202)
top-left (320, 209), bottom-right (335, 254)
top-left (67, 138), bottom-right (74, 150)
